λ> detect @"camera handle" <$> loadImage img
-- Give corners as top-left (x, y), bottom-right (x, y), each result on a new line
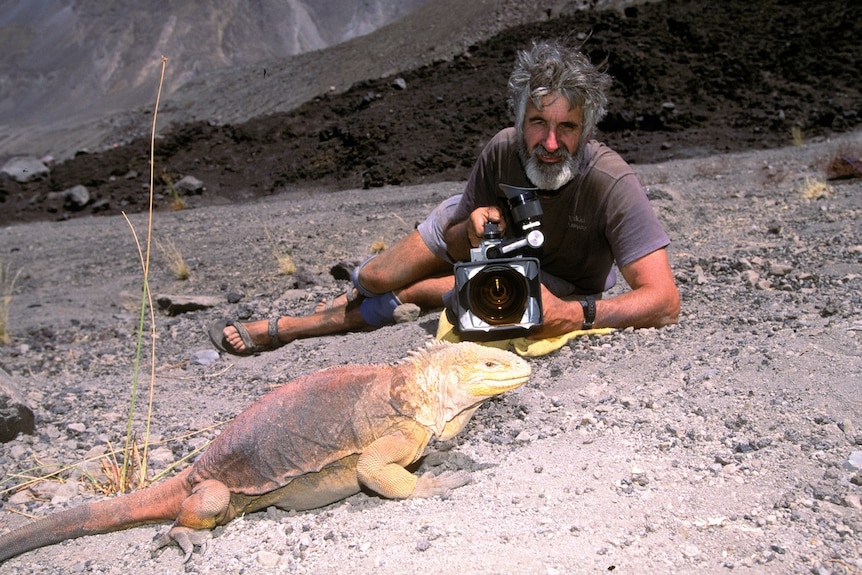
top-left (482, 220), bottom-right (544, 259)
top-left (496, 229), bottom-right (544, 256)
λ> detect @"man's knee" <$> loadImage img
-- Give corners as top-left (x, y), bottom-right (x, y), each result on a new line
top-left (358, 256), bottom-right (388, 294)
top-left (358, 231), bottom-right (440, 294)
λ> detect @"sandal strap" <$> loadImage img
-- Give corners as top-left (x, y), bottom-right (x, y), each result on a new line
top-left (268, 317), bottom-right (281, 346)
top-left (229, 320), bottom-right (256, 351)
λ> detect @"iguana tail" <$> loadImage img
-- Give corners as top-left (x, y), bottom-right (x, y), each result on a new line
top-left (0, 468), bottom-right (193, 563)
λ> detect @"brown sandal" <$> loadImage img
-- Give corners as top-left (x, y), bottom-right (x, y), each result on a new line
top-left (208, 317), bottom-right (283, 356)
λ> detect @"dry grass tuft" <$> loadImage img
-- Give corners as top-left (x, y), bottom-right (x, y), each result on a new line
top-left (264, 226), bottom-right (297, 275)
top-left (800, 177), bottom-right (834, 200)
top-left (157, 238), bottom-right (190, 280)
top-left (275, 251), bottom-right (297, 275)
top-left (0, 262), bottom-right (22, 345)
top-left (86, 439), bottom-right (147, 495)
top-left (791, 125), bottom-right (804, 147)
top-left (160, 172), bottom-right (186, 211)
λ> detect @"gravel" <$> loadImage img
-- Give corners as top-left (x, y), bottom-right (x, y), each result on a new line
top-left (0, 131), bottom-right (860, 574)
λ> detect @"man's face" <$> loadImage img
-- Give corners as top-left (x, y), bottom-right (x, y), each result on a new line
top-left (519, 93), bottom-right (585, 190)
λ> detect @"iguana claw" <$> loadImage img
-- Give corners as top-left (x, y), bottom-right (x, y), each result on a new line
top-left (151, 526), bottom-right (211, 562)
top-left (410, 470), bottom-right (472, 499)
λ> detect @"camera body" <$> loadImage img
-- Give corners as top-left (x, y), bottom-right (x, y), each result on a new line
top-left (450, 185), bottom-right (545, 338)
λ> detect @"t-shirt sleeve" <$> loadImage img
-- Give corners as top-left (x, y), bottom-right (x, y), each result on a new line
top-left (602, 172), bottom-right (671, 269)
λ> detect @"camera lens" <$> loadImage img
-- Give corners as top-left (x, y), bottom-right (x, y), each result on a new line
top-left (468, 264), bottom-right (529, 325)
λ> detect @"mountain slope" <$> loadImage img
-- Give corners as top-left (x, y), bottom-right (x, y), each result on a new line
top-left (0, 0), bottom-right (859, 227)
top-left (0, 0), bottom-right (430, 153)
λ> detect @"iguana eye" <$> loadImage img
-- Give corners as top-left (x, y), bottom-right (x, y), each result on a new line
top-left (485, 361), bottom-right (499, 368)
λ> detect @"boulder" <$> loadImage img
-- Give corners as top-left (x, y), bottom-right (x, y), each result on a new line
top-left (1, 156), bottom-right (50, 183)
top-left (0, 367), bottom-right (36, 442)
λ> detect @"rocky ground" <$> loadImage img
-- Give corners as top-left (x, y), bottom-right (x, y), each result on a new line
top-left (0, 131), bottom-right (860, 574)
top-left (0, 0), bottom-right (861, 573)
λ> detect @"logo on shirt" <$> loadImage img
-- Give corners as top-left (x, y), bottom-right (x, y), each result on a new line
top-left (568, 214), bottom-right (587, 231)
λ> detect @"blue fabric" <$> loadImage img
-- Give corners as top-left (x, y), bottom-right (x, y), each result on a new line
top-left (359, 292), bottom-right (401, 327)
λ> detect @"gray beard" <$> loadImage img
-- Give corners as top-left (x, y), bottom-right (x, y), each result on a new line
top-left (519, 141), bottom-right (586, 191)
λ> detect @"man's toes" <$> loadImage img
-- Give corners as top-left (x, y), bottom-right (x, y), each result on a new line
top-left (223, 329), bottom-right (246, 351)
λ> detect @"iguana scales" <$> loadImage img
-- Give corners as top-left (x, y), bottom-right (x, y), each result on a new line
top-left (0, 341), bottom-right (530, 563)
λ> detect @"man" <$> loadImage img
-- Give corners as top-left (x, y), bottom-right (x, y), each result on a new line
top-left (210, 39), bottom-right (679, 355)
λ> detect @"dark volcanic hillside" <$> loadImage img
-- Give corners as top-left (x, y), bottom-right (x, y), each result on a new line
top-left (1, 0), bottom-right (860, 226)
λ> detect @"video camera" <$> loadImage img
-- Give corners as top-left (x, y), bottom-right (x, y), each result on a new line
top-left (450, 184), bottom-right (544, 338)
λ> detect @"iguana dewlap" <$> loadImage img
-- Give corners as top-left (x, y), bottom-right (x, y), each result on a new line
top-left (0, 341), bottom-right (530, 563)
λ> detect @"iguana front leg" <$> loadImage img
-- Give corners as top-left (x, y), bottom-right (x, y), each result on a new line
top-left (356, 431), bottom-right (471, 499)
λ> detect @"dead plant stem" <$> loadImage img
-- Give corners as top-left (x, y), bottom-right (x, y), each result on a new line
top-left (122, 55), bottom-right (168, 492)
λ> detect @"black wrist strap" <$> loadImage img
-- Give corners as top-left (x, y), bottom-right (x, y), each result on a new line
top-left (580, 295), bottom-right (596, 329)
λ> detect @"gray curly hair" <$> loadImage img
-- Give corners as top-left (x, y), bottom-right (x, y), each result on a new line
top-left (508, 39), bottom-right (611, 140)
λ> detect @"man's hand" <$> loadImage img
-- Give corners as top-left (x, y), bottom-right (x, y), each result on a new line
top-left (466, 206), bottom-right (506, 246)
top-left (444, 205), bottom-right (506, 261)
top-left (527, 286), bottom-right (584, 340)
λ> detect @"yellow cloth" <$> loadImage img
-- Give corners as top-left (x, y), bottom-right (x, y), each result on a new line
top-left (435, 312), bottom-right (614, 357)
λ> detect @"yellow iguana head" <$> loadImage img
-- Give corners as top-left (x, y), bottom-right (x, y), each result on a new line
top-left (403, 341), bottom-right (531, 437)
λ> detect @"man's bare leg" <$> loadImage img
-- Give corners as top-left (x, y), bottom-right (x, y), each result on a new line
top-left (317, 229), bottom-right (450, 310)
top-left (222, 302), bottom-right (369, 352)
top-left (222, 231), bottom-right (453, 353)
top-left (222, 274), bottom-right (454, 353)
top-left (360, 230), bottom-right (451, 294)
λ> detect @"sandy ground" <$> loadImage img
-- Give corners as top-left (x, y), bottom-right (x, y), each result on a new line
top-left (0, 132), bottom-right (860, 574)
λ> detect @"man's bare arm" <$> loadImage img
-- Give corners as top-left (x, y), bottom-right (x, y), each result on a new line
top-left (529, 248), bottom-right (680, 339)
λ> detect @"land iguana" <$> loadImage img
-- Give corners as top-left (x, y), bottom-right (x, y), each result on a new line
top-left (0, 341), bottom-right (530, 563)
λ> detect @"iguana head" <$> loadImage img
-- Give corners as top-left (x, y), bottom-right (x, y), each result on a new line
top-left (403, 341), bottom-right (531, 437)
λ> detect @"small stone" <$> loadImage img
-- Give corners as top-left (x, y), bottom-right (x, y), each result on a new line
top-left (845, 451), bottom-right (862, 471)
top-left (155, 294), bottom-right (222, 315)
top-left (63, 185), bottom-right (90, 210)
top-left (148, 445), bottom-right (175, 467)
top-left (682, 544), bottom-right (700, 558)
top-left (191, 349), bottom-right (220, 366)
top-left (741, 270), bottom-right (759, 287)
top-left (173, 175), bottom-right (205, 195)
top-left (256, 550), bottom-right (281, 568)
top-left (768, 262), bottom-right (793, 276)
top-left (8, 489), bottom-right (35, 504)
top-left (67, 422), bottom-right (87, 434)
top-left (393, 303), bottom-right (421, 323)
top-left (51, 480), bottom-right (82, 504)
top-left (9, 444), bottom-right (28, 459)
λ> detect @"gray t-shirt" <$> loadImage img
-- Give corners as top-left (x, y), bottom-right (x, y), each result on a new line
top-left (449, 127), bottom-right (670, 295)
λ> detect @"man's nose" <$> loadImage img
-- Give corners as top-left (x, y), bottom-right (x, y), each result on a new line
top-left (543, 128), bottom-right (559, 151)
